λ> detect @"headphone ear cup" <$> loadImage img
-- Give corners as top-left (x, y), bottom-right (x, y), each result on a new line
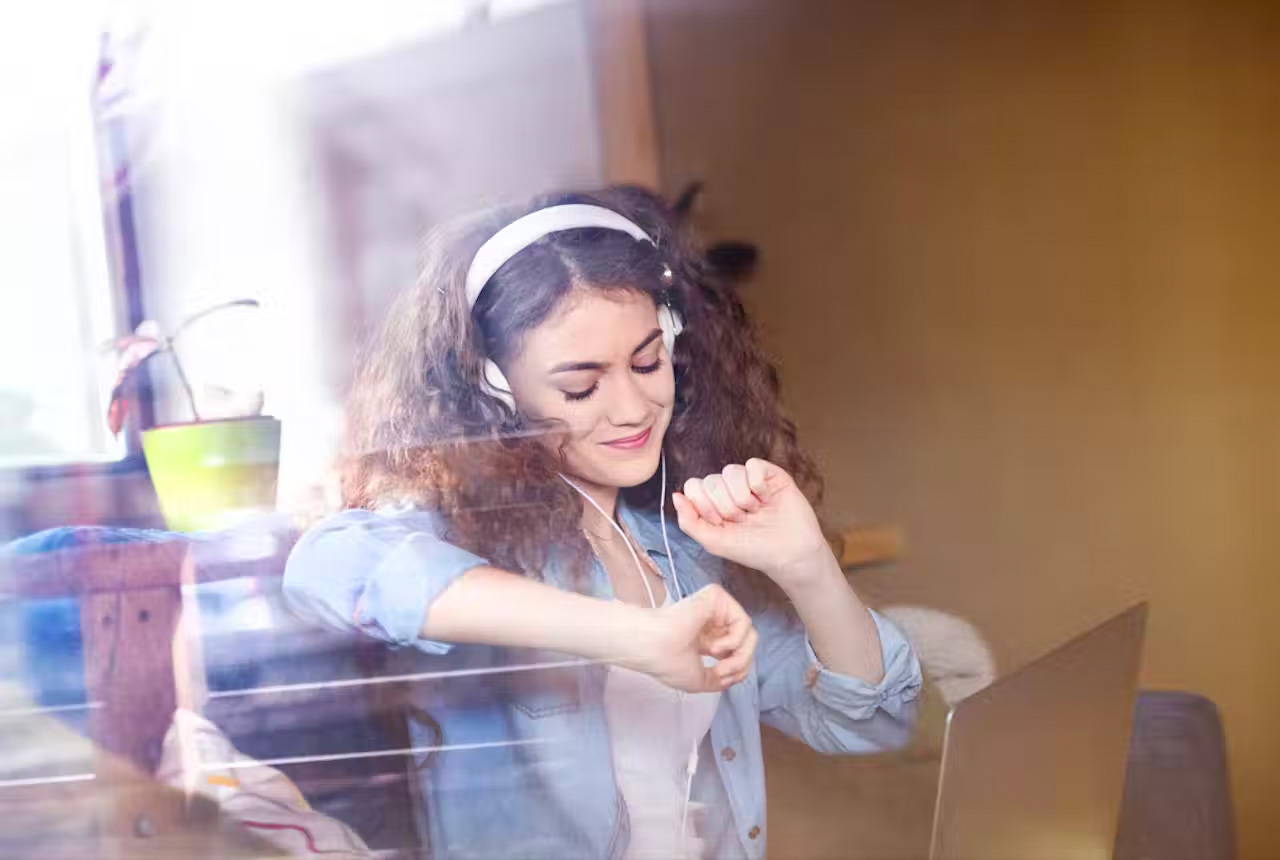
top-left (658, 304), bottom-right (684, 355)
top-left (483, 360), bottom-right (516, 411)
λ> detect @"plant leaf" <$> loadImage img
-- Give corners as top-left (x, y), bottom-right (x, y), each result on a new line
top-left (107, 380), bottom-right (128, 436)
top-left (135, 319), bottom-right (162, 339)
top-left (100, 333), bottom-right (159, 354)
top-left (115, 337), bottom-right (161, 375)
top-left (103, 348), bottom-right (167, 435)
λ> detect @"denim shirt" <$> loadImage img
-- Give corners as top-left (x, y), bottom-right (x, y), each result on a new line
top-left (282, 499), bottom-right (922, 859)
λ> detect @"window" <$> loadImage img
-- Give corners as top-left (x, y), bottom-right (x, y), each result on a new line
top-left (0, 4), bottom-right (124, 468)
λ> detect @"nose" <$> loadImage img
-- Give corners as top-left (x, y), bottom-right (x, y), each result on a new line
top-left (606, 369), bottom-right (650, 427)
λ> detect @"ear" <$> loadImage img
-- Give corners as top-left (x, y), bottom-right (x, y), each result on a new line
top-left (482, 360), bottom-right (516, 411)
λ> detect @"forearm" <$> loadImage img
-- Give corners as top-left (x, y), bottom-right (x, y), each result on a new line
top-left (424, 565), bottom-right (647, 662)
top-left (776, 550), bottom-right (885, 684)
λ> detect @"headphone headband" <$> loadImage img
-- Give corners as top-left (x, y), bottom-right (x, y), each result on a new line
top-left (464, 204), bottom-right (655, 309)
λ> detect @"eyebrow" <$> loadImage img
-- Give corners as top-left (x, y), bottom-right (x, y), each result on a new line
top-left (549, 329), bottom-right (663, 374)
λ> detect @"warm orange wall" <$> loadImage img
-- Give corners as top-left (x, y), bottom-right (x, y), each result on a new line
top-left (647, 1), bottom-right (1280, 856)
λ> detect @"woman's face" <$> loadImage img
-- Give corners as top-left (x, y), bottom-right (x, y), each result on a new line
top-left (503, 288), bottom-right (674, 492)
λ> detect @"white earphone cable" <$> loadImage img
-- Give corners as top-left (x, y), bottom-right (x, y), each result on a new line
top-left (559, 472), bottom-right (658, 609)
top-left (658, 452), bottom-right (685, 600)
top-left (559, 455), bottom-right (701, 856)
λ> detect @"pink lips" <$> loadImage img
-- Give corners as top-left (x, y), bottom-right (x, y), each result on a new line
top-left (603, 427), bottom-right (651, 450)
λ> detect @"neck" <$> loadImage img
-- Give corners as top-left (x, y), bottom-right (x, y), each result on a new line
top-left (564, 475), bottom-right (622, 540)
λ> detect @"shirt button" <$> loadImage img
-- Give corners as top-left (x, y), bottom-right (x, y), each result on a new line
top-left (748, 825), bottom-right (761, 840)
top-left (720, 746), bottom-right (737, 762)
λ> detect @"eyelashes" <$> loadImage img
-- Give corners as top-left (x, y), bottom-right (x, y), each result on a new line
top-left (633, 358), bottom-right (664, 376)
top-left (564, 358), bottom-right (665, 402)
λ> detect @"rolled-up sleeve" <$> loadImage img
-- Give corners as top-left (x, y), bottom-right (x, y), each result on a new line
top-left (282, 508), bottom-right (488, 655)
top-left (756, 606), bottom-right (923, 755)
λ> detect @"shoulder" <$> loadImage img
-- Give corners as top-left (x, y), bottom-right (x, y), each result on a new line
top-left (297, 505), bottom-right (445, 544)
top-left (286, 506), bottom-right (454, 581)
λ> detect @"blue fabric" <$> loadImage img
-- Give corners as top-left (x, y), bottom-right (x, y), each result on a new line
top-left (282, 499), bottom-right (923, 859)
top-left (2, 511), bottom-right (295, 556)
top-left (3, 520), bottom-right (291, 708)
top-left (2, 525), bottom-right (181, 556)
top-left (4, 526), bottom-right (187, 710)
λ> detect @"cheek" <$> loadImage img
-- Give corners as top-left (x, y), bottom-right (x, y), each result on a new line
top-left (647, 366), bottom-right (676, 408)
top-left (525, 396), bottom-right (603, 446)
top-left (512, 381), bottom-right (588, 429)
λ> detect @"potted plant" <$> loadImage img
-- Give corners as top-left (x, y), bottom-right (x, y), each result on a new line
top-left (105, 299), bottom-right (280, 532)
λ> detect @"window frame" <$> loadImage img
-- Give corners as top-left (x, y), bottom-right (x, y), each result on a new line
top-left (4, 105), bottom-right (154, 482)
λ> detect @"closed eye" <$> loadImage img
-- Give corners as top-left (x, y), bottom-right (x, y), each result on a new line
top-left (562, 358), bottom-right (664, 402)
top-left (565, 384), bottom-right (597, 402)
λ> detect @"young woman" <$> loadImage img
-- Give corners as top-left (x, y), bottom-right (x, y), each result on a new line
top-left (283, 186), bottom-right (921, 859)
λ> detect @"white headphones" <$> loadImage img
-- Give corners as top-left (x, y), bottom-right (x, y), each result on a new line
top-left (464, 204), bottom-right (684, 412)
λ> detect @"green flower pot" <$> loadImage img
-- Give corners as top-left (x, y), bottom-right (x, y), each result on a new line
top-left (141, 416), bottom-right (281, 533)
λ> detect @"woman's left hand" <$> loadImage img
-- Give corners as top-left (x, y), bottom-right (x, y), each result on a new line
top-left (672, 458), bottom-right (832, 588)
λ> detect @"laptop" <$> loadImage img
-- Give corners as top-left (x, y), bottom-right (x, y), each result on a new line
top-left (929, 603), bottom-right (1148, 860)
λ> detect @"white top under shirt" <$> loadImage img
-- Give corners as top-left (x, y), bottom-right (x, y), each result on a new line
top-left (603, 590), bottom-right (723, 860)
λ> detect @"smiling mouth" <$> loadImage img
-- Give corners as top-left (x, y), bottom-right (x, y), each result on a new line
top-left (602, 427), bottom-right (652, 449)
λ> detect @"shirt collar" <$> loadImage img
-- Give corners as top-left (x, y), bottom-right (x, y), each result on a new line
top-left (615, 496), bottom-right (675, 557)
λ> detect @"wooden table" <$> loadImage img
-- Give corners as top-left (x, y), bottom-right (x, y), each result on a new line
top-left (1, 535), bottom-right (294, 857)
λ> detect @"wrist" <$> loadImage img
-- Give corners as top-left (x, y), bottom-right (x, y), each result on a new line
top-left (600, 600), bottom-right (662, 668)
top-left (770, 543), bottom-right (843, 593)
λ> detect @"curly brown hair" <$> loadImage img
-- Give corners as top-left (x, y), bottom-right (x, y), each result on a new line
top-left (339, 185), bottom-right (822, 605)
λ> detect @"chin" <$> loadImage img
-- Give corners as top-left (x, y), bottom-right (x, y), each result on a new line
top-left (619, 459), bottom-right (662, 488)
top-left (581, 451), bottom-right (661, 490)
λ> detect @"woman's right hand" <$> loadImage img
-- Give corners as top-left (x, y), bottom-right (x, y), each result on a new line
top-left (621, 584), bottom-right (758, 693)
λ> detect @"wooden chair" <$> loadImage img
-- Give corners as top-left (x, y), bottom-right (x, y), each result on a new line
top-left (1, 533), bottom-right (427, 857)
